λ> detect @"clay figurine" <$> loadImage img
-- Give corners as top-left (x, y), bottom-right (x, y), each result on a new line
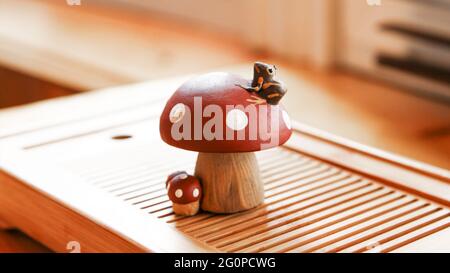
top-left (166, 171), bottom-right (202, 216)
top-left (160, 62), bottom-right (292, 214)
top-left (236, 61), bottom-right (287, 105)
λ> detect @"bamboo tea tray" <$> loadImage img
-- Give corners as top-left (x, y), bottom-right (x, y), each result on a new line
top-left (0, 76), bottom-right (449, 252)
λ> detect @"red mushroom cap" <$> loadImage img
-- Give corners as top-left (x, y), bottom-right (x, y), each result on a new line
top-left (165, 170), bottom-right (188, 188)
top-left (160, 72), bottom-right (292, 153)
top-left (167, 174), bottom-right (202, 204)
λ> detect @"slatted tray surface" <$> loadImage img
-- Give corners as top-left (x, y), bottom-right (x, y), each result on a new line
top-left (61, 127), bottom-right (449, 253)
top-left (0, 79), bottom-right (449, 252)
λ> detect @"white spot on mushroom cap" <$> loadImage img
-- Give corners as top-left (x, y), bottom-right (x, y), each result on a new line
top-left (226, 109), bottom-right (248, 131)
top-left (193, 188), bottom-right (200, 198)
top-left (175, 189), bottom-right (183, 198)
top-left (178, 173), bottom-right (188, 180)
top-left (169, 103), bottom-right (186, 123)
top-left (282, 110), bottom-right (291, 130)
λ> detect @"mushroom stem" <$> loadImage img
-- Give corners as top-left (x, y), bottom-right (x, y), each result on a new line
top-left (194, 152), bottom-right (264, 213)
top-left (172, 201), bottom-right (200, 216)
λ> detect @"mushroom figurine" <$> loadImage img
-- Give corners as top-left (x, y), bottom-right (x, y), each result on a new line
top-left (165, 170), bottom-right (188, 188)
top-left (166, 171), bottom-right (202, 216)
top-left (160, 62), bottom-right (292, 213)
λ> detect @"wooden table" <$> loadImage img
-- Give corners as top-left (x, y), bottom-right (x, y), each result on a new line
top-left (0, 76), bottom-right (449, 252)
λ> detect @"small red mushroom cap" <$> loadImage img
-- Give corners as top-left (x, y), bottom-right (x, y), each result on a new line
top-left (166, 170), bottom-right (188, 188)
top-left (167, 174), bottom-right (202, 204)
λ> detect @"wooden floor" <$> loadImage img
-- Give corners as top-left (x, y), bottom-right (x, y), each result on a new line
top-left (0, 0), bottom-right (448, 252)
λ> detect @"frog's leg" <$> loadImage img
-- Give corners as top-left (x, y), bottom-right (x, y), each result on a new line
top-left (237, 76), bottom-right (264, 92)
top-left (262, 82), bottom-right (282, 89)
top-left (246, 95), bottom-right (266, 105)
top-left (267, 93), bottom-right (281, 99)
top-left (235, 84), bottom-right (258, 92)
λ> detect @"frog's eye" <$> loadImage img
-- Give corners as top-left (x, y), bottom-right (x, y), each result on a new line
top-left (267, 68), bottom-right (274, 74)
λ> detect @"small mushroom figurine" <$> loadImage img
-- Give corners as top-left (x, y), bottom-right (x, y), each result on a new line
top-left (166, 171), bottom-right (202, 216)
top-left (160, 62), bottom-right (292, 214)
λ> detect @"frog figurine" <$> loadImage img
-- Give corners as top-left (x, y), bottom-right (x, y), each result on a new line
top-left (237, 61), bottom-right (287, 105)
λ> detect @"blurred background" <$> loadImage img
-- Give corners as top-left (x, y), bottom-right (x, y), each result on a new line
top-left (0, 0), bottom-right (449, 163)
top-left (0, 1), bottom-right (449, 252)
